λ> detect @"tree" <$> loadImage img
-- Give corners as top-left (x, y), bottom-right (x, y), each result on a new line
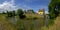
top-left (48, 0), bottom-right (60, 19)
top-left (2, 11), bottom-right (6, 14)
top-left (8, 11), bottom-right (13, 17)
top-left (17, 9), bottom-right (26, 19)
top-left (7, 11), bottom-right (15, 17)
top-left (17, 9), bottom-right (24, 15)
top-left (12, 10), bottom-right (16, 16)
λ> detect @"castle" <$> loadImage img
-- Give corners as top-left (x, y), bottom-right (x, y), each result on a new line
top-left (38, 9), bottom-right (45, 15)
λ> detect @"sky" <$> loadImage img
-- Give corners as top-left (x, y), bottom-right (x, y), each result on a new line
top-left (0, 0), bottom-right (50, 14)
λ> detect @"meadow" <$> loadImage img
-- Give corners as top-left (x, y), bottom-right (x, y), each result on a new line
top-left (0, 13), bottom-right (45, 30)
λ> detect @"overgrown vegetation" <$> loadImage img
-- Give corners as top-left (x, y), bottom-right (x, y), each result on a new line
top-left (7, 11), bottom-right (16, 17)
top-left (0, 14), bottom-right (17, 30)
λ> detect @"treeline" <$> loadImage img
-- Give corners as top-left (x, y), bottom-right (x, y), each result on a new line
top-left (2, 9), bottom-right (35, 19)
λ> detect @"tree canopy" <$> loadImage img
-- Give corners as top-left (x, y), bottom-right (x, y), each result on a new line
top-left (17, 9), bottom-right (24, 15)
top-left (17, 9), bottom-right (26, 19)
top-left (48, 0), bottom-right (60, 19)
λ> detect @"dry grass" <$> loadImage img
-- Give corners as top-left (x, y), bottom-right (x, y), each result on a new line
top-left (25, 13), bottom-right (44, 20)
top-left (16, 13), bottom-right (45, 30)
top-left (41, 16), bottom-right (60, 30)
top-left (0, 14), bottom-right (17, 30)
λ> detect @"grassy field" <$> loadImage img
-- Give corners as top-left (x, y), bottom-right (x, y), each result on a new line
top-left (0, 14), bottom-right (45, 30)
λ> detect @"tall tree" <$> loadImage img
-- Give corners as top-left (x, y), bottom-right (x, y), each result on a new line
top-left (12, 10), bottom-right (16, 16)
top-left (17, 9), bottom-right (26, 19)
top-left (17, 9), bottom-right (24, 15)
top-left (48, 0), bottom-right (60, 19)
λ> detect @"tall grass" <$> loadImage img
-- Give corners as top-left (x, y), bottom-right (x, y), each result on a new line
top-left (0, 14), bottom-right (17, 30)
top-left (41, 16), bottom-right (60, 30)
top-left (0, 14), bottom-right (45, 30)
top-left (16, 13), bottom-right (44, 30)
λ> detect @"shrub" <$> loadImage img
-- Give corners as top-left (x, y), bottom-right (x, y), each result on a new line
top-left (19, 14), bottom-right (26, 19)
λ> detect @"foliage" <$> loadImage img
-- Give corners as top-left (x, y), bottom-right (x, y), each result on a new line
top-left (17, 9), bottom-right (26, 19)
top-left (7, 11), bottom-right (13, 17)
top-left (17, 9), bottom-right (24, 15)
top-left (48, 19), bottom-right (54, 26)
top-left (12, 10), bottom-right (16, 16)
top-left (2, 11), bottom-right (6, 14)
top-left (19, 14), bottom-right (26, 19)
top-left (48, 0), bottom-right (60, 19)
top-left (7, 11), bottom-right (16, 17)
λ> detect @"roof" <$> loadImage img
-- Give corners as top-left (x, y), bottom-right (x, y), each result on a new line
top-left (38, 9), bottom-right (44, 12)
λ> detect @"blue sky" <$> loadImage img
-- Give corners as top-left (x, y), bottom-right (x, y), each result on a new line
top-left (0, 0), bottom-right (50, 13)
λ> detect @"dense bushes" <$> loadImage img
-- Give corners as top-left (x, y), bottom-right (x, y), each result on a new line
top-left (19, 14), bottom-right (26, 19)
top-left (7, 11), bottom-right (16, 17)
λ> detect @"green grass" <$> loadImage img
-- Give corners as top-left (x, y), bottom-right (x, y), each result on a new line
top-left (0, 14), bottom-right (17, 30)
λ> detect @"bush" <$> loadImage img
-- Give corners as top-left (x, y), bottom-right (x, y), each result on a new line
top-left (48, 19), bottom-right (55, 26)
top-left (33, 17), bottom-right (38, 20)
top-left (19, 14), bottom-right (26, 19)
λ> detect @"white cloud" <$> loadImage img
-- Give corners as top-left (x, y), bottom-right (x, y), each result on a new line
top-left (0, 0), bottom-right (31, 12)
top-left (0, 0), bottom-right (18, 11)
